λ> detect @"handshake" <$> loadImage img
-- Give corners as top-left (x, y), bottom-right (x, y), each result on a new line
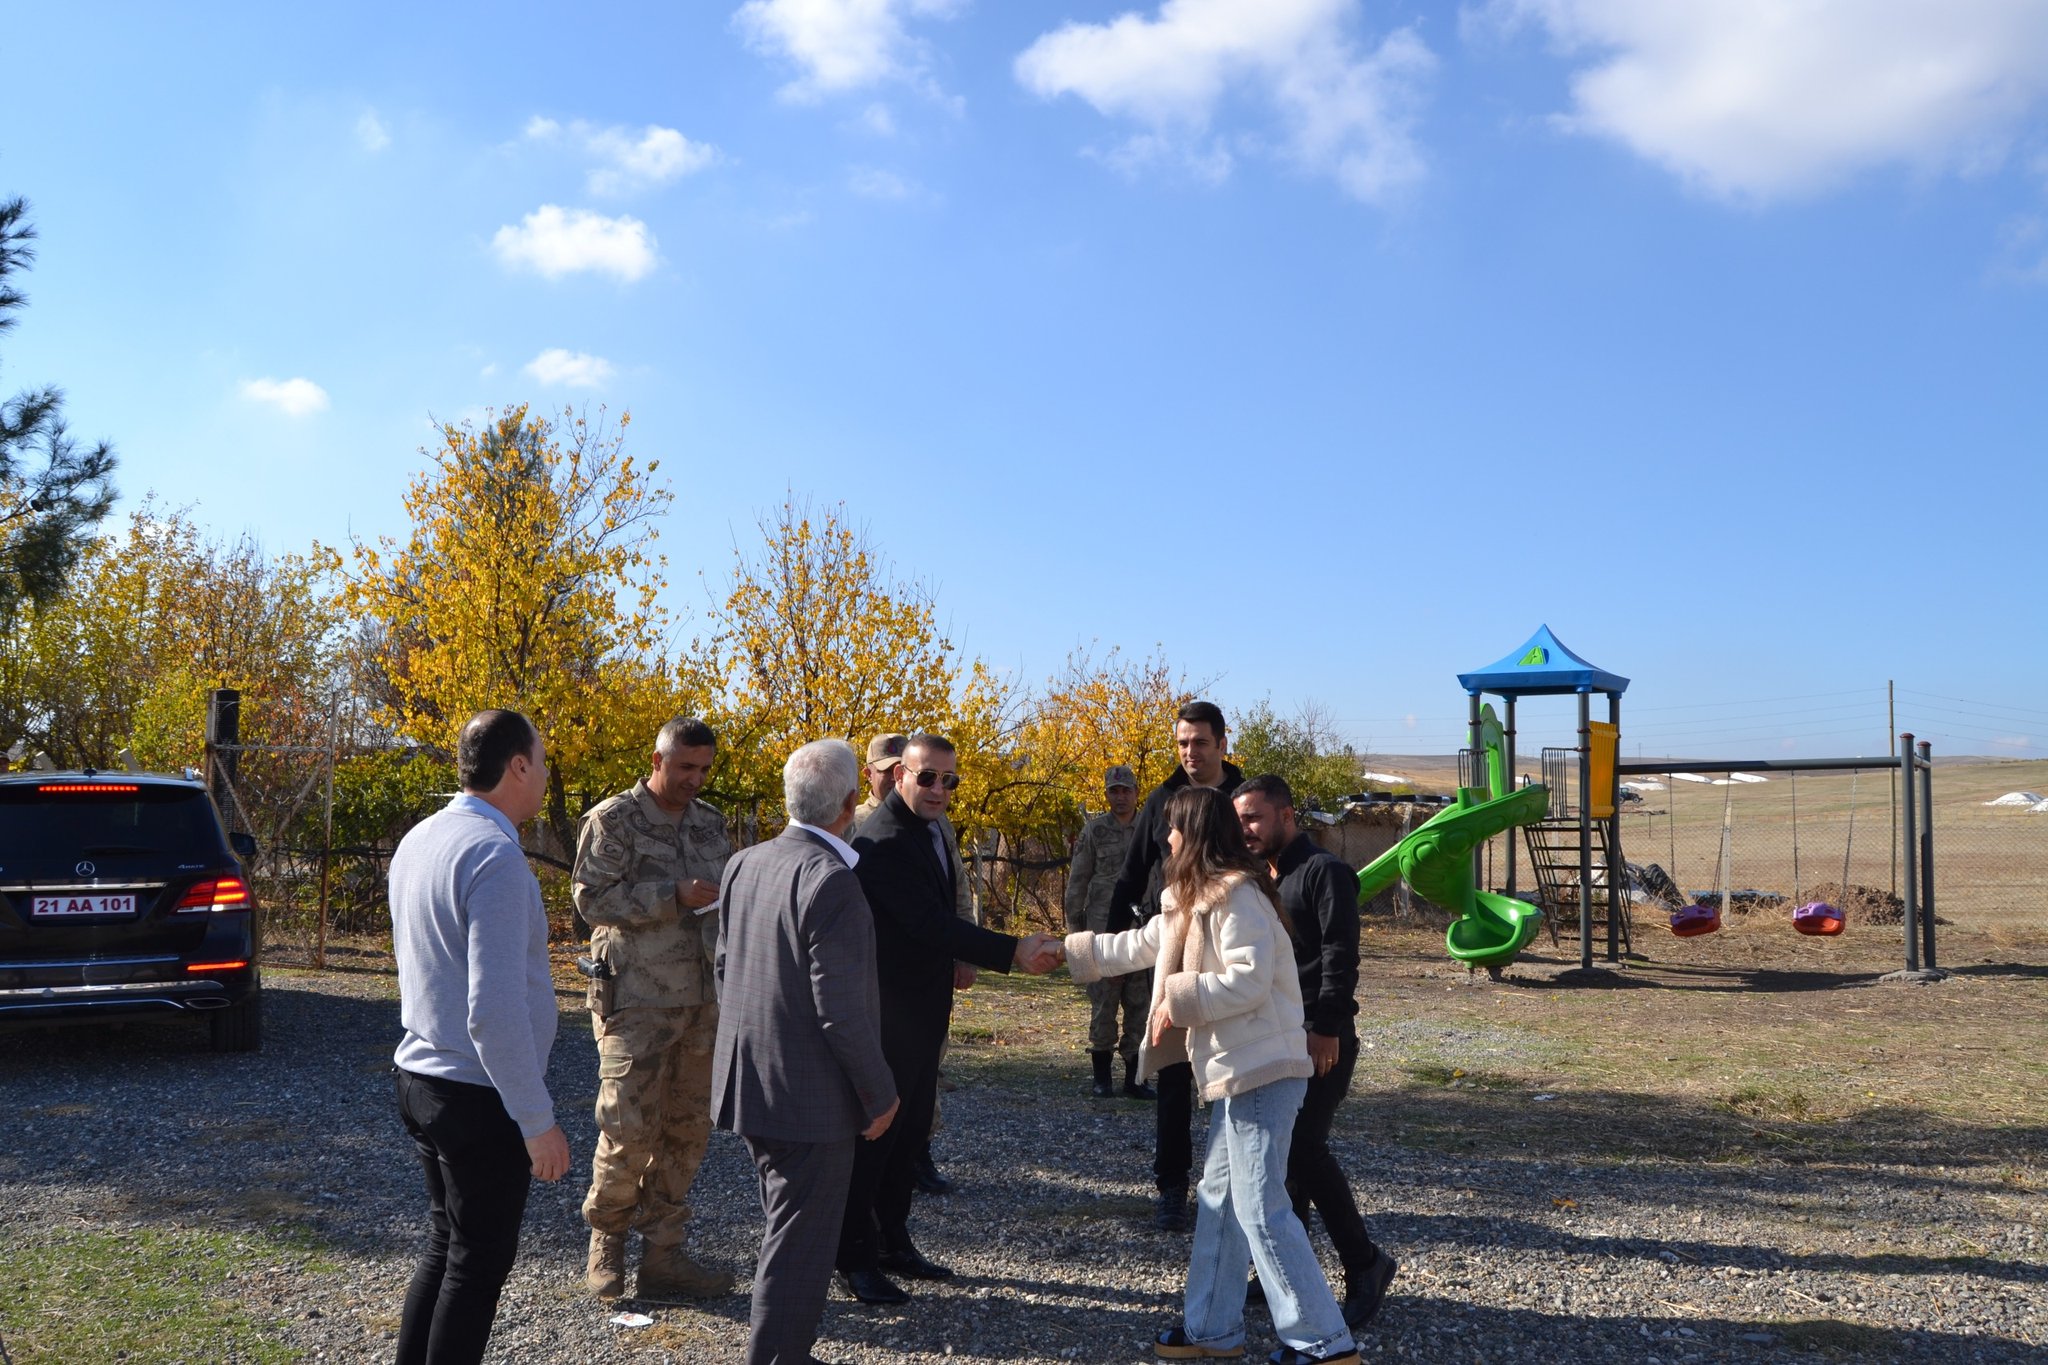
top-left (1011, 931), bottom-right (1066, 976)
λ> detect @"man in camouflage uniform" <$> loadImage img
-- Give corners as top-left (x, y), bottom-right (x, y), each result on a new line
top-left (856, 732), bottom-right (975, 1196)
top-left (574, 716), bottom-right (735, 1302)
top-left (1063, 765), bottom-right (1154, 1099)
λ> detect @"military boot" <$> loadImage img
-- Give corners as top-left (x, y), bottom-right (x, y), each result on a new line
top-left (636, 1241), bottom-right (735, 1302)
top-left (585, 1229), bottom-right (627, 1300)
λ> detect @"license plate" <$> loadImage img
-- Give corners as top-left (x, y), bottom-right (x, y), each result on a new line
top-left (32, 894), bottom-right (137, 917)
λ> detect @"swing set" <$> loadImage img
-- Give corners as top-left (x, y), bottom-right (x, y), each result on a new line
top-left (1616, 738), bottom-right (1945, 979)
top-left (1666, 768), bottom-right (1866, 938)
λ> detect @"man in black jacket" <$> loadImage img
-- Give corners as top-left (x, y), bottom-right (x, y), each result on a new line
top-left (1106, 700), bottom-right (1243, 1231)
top-left (838, 733), bottom-right (1062, 1304)
top-left (1235, 773), bottom-right (1399, 1330)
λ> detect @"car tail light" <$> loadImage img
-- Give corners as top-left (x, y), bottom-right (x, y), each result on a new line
top-left (186, 959), bottom-right (250, 972)
top-left (38, 783), bottom-right (141, 793)
top-left (176, 876), bottom-right (251, 913)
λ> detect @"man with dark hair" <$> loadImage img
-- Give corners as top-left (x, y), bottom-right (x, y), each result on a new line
top-left (837, 733), bottom-right (1064, 1304)
top-left (573, 716), bottom-right (735, 1301)
top-left (856, 731), bottom-right (976, 1196)
top-left (1235, 773), bottom-right (1399, 1330)
top-left (1064, 763), bottom-right (1152, 1099)
top-left (391, 709), bottom-right (568, 1365)
top-left (1108, 699), bottom-right (1243, 1231)
top-left (715, 739), bottom-right (899, 1365)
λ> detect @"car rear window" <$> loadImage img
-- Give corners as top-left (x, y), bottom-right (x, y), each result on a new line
top-left (0, 784), bottom-right (230, 870)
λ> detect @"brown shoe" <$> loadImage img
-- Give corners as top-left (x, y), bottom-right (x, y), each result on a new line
top-left (585, 1229), bottom-right (626, 1300)
top-left (636, 1242), bottom-right (736, 1301)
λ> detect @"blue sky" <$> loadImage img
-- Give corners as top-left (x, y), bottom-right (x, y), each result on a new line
top-left (7, 1), bottom-right (2046, 760)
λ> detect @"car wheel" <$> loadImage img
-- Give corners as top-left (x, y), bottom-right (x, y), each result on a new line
top-left (209, 991), bottom-right (262, 1053)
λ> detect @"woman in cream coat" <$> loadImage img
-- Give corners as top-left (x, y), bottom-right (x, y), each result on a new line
top-left (1066, 786), bottom-right (1359, 1365)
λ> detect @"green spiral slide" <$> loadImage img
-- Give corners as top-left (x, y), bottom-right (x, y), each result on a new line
top-left (1355, 706), bottom-right (1550, 969)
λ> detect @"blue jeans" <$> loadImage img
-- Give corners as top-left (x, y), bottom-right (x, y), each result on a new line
top-left (1183, 1076), bottom-right (1355, 1356)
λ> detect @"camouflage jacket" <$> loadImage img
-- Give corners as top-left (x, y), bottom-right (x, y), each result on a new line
top-left (1065, 810), bottom-right (1138, 932)
top-left (573, 780), bottom-right (732, 1011)
top-left (853, 797), bottom-right (976, 925)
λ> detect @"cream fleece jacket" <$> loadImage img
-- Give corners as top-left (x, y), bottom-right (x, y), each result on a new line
top-left (1065, 872), bottom-right (1312, 1102)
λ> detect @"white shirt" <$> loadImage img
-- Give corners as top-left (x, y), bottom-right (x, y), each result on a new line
top-left (789, 820), bottom-right (860, 868)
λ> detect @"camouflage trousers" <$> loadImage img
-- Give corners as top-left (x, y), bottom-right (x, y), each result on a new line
top-left (582, 1003), bottom-right (716, 1247)
top-left (1087, 969), bottom-right (1150, 1058)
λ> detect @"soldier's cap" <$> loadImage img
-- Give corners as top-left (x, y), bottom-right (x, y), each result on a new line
top-left (1105, 764), bottom-right (1138, 791)
top-left (867, 733), bottom-right (908, 770)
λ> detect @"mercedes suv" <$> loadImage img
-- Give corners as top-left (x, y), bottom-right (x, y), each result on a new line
top-left (0, 770), bottom-right (262, 1052)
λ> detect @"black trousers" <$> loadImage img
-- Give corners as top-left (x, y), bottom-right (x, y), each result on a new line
top-left (838, 991), bottom-right (943, 1271)
top-left (1153, 1060), bottom-right (1195, 1192)
top-left (746, 1133), bottom-right (856, 1365)
top-left (1286, 1029), bottom-right (1380, 1278)
top-left (394, 1068), bottom-right (533, 1365)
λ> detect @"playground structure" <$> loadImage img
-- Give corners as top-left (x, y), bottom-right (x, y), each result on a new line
top-left (1355, 703), bottom-right (1548, 969)
top-left (1355, 626), bottom-right (1946, 980)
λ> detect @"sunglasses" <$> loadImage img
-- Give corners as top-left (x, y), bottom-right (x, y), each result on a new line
top-left (911, 769), bottom-right (961, 791)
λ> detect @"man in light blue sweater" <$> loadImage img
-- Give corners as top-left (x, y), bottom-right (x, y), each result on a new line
top-left (390, 709), bottom-right (569, 1365)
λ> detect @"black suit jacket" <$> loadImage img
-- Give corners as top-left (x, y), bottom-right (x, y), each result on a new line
top-left (852, 790), bottom-right (1017, 1019)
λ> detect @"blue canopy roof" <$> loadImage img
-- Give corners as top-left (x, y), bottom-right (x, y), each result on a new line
top-left (1458, 625), bottom-right (1629, 698)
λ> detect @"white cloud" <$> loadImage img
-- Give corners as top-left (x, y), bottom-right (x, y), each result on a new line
top-left (239, 377), bottom-right (330, 417)
top-left (733, 0), bottom-right (966, 102)
top-left (525, 117), bottom-right (721, 195)
top-left (860, 102), bottom-right (897, 136)
top-left (1015, 0), bottom-right (1436, 204)
top-left (523, 348), bottom-right (616, 388)
top-left (585, 125), bottom-right (721, 195)
top-left (356, 110), bottom-right (390, 153)
top-left (1479, 0), bottom-right (2048, 201)
top-left (848, 165), bottom-right (917, 199)
top-left (492, 205), bottom-right (659, 282)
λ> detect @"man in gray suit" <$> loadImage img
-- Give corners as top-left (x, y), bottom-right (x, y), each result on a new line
top-left (714, 739), bottom-right (900, 1365)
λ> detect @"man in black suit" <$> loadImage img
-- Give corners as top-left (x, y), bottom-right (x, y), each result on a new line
top-left (838, 732), bottom-right (1062, 1304)
top-left (714, 739), bottom-right (900, 1365)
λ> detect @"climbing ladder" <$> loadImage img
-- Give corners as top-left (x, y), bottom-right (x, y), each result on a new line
top-left (1521, 751), bottom-right (1634, 957)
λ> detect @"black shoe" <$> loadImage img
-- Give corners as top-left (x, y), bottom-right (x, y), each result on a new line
top-left (911, 1152), bottom-right (955, 1196)
top-left (837, 1268), bottom-right (909, 1305)
top-left (1341, 1252), bottom-right (1399, 1330)
top-left (1155, 1325), bottom-right (1246, 1359)
top-left (1092, 1077), bottom-right (1116, 1097)
top-left (1153, 1187), bottom-right (1188, 1232)
top-left (1124, 1078), bottom-right (1158, 1100)
top-left (877, 1244), bottom-right (954, 1281)
top-left (1266, 1349), bottom-right (1359, 1365)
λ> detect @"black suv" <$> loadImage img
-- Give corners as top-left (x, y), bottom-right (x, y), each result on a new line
top-left (0, 770), bottom-right (262, 1052)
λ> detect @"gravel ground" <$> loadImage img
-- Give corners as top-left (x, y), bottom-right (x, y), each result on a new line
top-left (1, 967), bottom-right (2043, 1364)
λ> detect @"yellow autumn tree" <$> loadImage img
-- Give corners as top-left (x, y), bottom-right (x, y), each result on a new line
top-left (0, 499), bottom-right (343, 770)
top-left (701, 498), bottom-right (967, 820)
top-left (949, 646), bottom-right (1194, 932)
top-left (326, 406), bottom-right (686, 849)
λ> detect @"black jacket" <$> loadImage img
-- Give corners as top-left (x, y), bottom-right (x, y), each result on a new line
top-left (1274, 833), bottom-right (1360, 1036)
top-left (1105, 761), bottom-right (1246, 933)
top-left (852, 791), bottom-right (1017, 1013)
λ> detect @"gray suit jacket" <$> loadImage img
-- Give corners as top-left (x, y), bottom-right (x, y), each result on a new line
top-left (713, 826), bottom-right (897, 1143)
